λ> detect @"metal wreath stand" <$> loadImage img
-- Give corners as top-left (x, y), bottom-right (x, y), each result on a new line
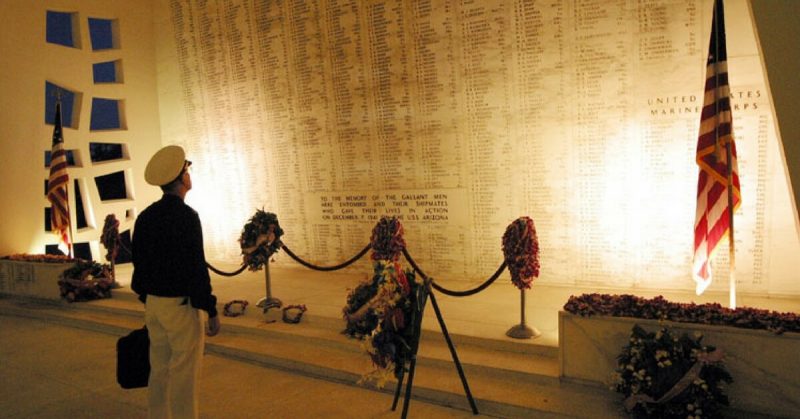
top-left (281, 242), bottom-right (490, 418)
top-left (205, 215), bottom-right (541, 418)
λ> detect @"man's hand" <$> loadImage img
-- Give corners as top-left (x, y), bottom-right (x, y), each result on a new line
top-left (206, 315), bottom-right (221, 337)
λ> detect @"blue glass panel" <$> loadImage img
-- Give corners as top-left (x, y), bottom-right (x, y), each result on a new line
top-left (44, 150), bottom-right (77, 167)
top-left (116, 230), bottom-right (132, 264)
top-left (44, 82), bottom-right (76, 128)
top-left (74, 180), bottom-right (87, 229)
top-left (44, 244), bottom-right (62, 255)
top-left (94, 171), bottom-right (127, 201)
top-left (90, 98), bottom-right (121, 130)
top-left (73, 242), bottom-right (92, 260)
top-left (93, 61), bottom-right (117, 83)
top-left (89, 143), bottom-right (124, 162)
top-left (45, 241), bottom-right (92, 259)
top-left (44, 208), bottom-right (52, 232)
top-left (46, 11), bottom-right (74, 47)
top-left (88, 18), bottom-right (114, 50)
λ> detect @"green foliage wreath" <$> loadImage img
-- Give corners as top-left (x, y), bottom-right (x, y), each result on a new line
top-left (614, 325), bottom-right (732, 418)
top-left (239, 209), bottom-right (284, 271)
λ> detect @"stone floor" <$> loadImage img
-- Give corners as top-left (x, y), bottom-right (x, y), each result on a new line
top-left (1, 262), bottom-right (797, 418)
top-left (0, 314), bottom-right (486, 418)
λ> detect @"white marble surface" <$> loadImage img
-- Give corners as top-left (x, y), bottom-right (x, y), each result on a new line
top-left (0, 260), bottom-right (66, 301)
top-left (559, 311), bottom-right (800, 417)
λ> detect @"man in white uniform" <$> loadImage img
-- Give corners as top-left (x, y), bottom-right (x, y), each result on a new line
top-left (132, 145), bottom-right (221, 419)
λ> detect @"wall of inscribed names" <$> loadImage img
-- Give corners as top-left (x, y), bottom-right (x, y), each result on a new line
top-left (155, 0), bottom-right (800, 295)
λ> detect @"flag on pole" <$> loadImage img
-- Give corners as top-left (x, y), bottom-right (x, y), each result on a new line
top-left (692, 0), bottom-right (740, 295)
top-left (47, 100), bottom-right (71, 252)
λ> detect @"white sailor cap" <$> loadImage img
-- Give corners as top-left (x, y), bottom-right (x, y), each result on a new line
top-left (144, 145), bottom-right (191, 186)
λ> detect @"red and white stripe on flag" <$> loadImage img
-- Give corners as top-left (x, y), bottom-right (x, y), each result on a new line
top-left (692, 0), bottom-right (740, 295)
top-left (47, 101), bottom-right (71, 250)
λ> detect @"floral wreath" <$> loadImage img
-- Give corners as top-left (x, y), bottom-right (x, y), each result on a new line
top-left (223, 300), bottom-right (249, 317)
top-left (564, 293), bottom-right (800, 335)
top-left (369, 216), bottom-right (405, 261)
top-left (614, 324), bottom-right (732, 418)
top-left (3, 254), bottom-right (74, 263)
top-left (58, 260), bottom-right (114, 302)
top-left (100, 214), bottom-right (120, 263)
top-left (343, 217), bottom-right (421, 387)
top-left (239, 209), bottom-right (284, 271)
top-left (502, 216), bottom-right (540, 290)
top-left (343, 260), bottom-right (421, 387)
top-left (282, 304), bottom-right (307, 324)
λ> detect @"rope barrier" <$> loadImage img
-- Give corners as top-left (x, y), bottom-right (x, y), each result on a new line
top-left (115, 240), bottom-right (247, 277)
top-left (281, 243), bottom-right (371, 271)
top-left (118, 241), bottom-right (132, 256)
top-left (402, 248), bottom-right (506, 297)
top-left (206, 262), bottom-right (248, 277)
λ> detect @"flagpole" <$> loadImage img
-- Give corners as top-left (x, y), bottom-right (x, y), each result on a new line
top-left (53, 90), bottom-right (73, 259)
top-left (713, 0), bottom-right (736, 309)
top-left (67, 197), bottom-right (74, 259)
top-left (57, 91), bottom-right (74, 259)
top-left (727, 144), bottom-right (735, 309)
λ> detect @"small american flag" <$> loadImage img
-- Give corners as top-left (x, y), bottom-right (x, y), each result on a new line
top-left (692, 0), bottom-right (740, 295)
top-left (47, 100), bottom-right (71, 251)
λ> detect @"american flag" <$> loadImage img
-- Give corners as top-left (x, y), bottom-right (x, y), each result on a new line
top-left (692, 0), bottom-right (740, 295)
top-left (47, 100), bottom-right (71, 251)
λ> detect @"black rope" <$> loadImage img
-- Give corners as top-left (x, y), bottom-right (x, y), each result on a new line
top-left (281, 244), bottom-right (370, 271)
top-left (402, 248), bottom-right (506, 297)
top-left (118, 238), bottom-right (246, 277)
top-left (118, 241), bottom-right (132, 255)
top-left (206, 262), bottom-right (248, 277)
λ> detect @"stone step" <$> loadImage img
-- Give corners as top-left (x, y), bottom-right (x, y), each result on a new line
top-left (0, 295), bottom-right (620, 418)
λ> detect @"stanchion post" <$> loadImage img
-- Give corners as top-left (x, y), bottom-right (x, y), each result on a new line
top-left (109, 259), bottom-right (121, 288)
top-left (256, 258), bottom-right (282, 311)
top-left (265, 258), bottom-right (272, 300)
top-left (506, 288), bottom-right (541, 339)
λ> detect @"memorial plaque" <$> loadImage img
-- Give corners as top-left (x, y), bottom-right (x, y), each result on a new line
top-left (159, 0), bottom-right (800, 294)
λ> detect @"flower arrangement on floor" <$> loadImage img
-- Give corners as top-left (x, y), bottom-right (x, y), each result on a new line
top-left (223, 299), bottom-right (249, 317)
top-left (564, 293), bottom-right (800, 334)
top-left (343, 217), bottom-right (422, 387)
top-left (58, 260), bottom-right (114, 302)
top-left (239, 209), bottom-right (284, 271)
top-left (502, 216), bottom-right (540, 289)
top-left (282, 304), bottom-right (307, 324)
top-left (614, 324), bottom-right (732, 418)
top-left (2, 254), bottom-right (75, 263)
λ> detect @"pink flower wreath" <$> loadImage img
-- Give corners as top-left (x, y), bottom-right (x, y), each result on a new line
top-left (502, 216), bottom-right (540, 290)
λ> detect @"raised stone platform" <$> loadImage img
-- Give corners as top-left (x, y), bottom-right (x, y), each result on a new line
top-left (0, 291), bottom-right (618, 418)
top-left (560, 311), bottom-right (800, 417)
top-left (2, 261), bottom-right (796, 417)
top-left (0, 259), bottom-right (69, 300)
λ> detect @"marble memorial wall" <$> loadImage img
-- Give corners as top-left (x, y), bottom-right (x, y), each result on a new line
top-left (155, 0), bottom-right (800, 294)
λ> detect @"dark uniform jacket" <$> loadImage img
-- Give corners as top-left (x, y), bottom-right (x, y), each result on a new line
top-left (131, 194), bottom-right (217, 317)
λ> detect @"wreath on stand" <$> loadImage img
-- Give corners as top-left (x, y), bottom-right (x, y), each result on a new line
top-left (502, 216), bottom-right (540, 290)
top-left (100, 214), bottom-right (121, 264)
top-left (239, 209), bottom-right (284, 271)
top-left (369, 216), bottom-right (405, 261)
top-left (343, 217), bottom-right (422, 387)
top-left (614, 324), bottom-right (732, 418)
top-left (100, 214), bottom-right (124, 287)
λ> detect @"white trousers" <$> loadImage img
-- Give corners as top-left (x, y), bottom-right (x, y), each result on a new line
top-left (145, 295), bottom-right (205, 419)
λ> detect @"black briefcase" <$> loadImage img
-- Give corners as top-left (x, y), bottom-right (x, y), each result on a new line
top-left (116, 326), bottom-right (150, 389)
